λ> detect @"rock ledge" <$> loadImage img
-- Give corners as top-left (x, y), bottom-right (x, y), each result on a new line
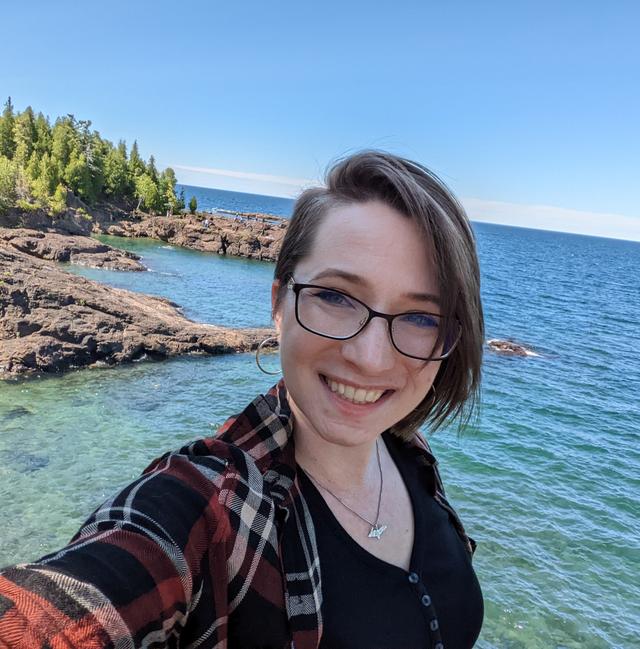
top-left (0, 244), bottom-right (273, 379)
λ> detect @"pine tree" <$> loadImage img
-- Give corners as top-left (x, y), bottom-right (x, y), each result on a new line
top-left (26, 151), bottom-right (41, 182)
top-left (117, 139), bottom-right (127, 160)
top-left (34, 113), bottom-right (51, 157)
top-left (0, 155), bottom-right (17, 213)
top-left (128, 140), bottom-right (145, 179)
top-left (51, 116), bottom-right (76, 177)
top-left (104, 147), bottom-right (129, 198)
top-left (0, 101), bottom-right (177, 214)
top-left (13, 106), bottom-right (37, 168)
top-left (49, 184), bottom-right (68, 214)
top-left (0, 97), bottom-right (16, 159)
top-left (189, 196), bottom-right (197, 214)
top-left (64, 150), bottom-right (93, 202)
top-left (32, 153), bottom-right (58, 201)
top-left (146, 155), bottom-right (158, 183)
top-left (176, 187), bottom-right (185, 211)
top-left (87, 132), bottom-right (106, 199)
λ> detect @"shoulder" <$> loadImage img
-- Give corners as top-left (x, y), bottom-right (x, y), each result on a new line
top-left (137, 436), bottom-right (268, 509)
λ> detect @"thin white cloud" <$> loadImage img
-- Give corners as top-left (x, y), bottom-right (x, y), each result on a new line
top-left (173, 163), bottom-right (640, 241)
top-left (172, 164), bottom-right (319, 189)
top-left (462, 197), bottom-right (640, 242)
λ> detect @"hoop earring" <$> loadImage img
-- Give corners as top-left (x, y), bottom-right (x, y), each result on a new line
top-left (427, 384), bottom-right (437, 408)
top-left (255, 336), bottom-right (282, 375)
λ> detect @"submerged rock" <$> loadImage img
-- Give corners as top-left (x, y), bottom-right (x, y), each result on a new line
top-left (1, 405), bottom-right (32, 422)
top-left (0, 449), bottom-right (49, 473)
top-left (0, 244), bottom-right (274, 379)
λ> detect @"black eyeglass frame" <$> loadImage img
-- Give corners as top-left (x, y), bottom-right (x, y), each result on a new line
top-left (286, 277), bottom-right (461, 361)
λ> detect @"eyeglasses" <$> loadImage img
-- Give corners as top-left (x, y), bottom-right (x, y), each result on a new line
top-left (287, 278), bottom-right (461, 361)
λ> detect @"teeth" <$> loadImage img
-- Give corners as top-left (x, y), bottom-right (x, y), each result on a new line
top-left (327, 378), bottom-right (385, 404)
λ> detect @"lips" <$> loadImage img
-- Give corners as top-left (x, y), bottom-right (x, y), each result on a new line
top-left (320, 374), bottom-right (393, 405)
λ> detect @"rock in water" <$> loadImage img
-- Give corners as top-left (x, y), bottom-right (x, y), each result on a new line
top-left (487, 339), bottom-right (538, 357)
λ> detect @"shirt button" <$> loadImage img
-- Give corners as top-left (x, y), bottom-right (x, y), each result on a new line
top-left (435, 643), bottom-right (444, 649)
top-left (430, 618), bottom-right (439, 631)
top-left (408, 572), bottom-right (419, 584)
top-left (421, 594), bottom-right (431, 606)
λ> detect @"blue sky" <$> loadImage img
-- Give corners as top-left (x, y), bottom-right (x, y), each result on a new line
top-left (1, 0), bottom-right (639, 240)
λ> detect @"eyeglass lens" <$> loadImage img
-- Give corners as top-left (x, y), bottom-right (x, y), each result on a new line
top-left (296, 286), bottom-right (450, 360)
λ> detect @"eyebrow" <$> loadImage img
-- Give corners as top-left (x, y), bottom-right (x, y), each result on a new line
top-left (308, 268), bottom-right (441, 306)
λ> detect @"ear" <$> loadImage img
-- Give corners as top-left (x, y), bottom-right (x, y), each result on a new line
top-left (271, 280), bottom-right (282, 334)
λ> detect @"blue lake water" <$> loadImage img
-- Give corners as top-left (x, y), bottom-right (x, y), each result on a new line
top-left (178, 184), bottom-right (295, 217)
top-left (1, 186), bottom-right (639, 648)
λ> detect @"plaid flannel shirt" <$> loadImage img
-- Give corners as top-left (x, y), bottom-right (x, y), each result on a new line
top-left (0, 380), bottom-right (475, 648)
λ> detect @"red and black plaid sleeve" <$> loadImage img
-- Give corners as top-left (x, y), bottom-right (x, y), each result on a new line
top-left (0, 447), bottom-right (235, 648)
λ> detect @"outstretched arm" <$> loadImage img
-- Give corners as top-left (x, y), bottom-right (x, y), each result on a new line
top-left (0, 450), bottom-right (232, 648)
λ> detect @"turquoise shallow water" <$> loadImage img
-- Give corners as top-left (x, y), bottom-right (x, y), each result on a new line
top-left (1, 189), bottom-right (639, 647)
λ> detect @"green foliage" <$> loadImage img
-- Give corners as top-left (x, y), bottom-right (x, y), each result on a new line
top-left (32, 153), bottom-right (59, 202)
top-left (189, 195), bottom-right (197, 214)
top-left (64, 150), bottom-right (94, 202)
top-left (49, 184), bottom-right (68, 214)
top-left (103, 147), bottom-right (130, 198)
top-left (0, 97), bottom-right (16, 158)
top-left (117, 140), bottom-right (127, 158)
top-left (16, 198), bottom-right (40, 212)
top-left (34, 113), bottom-right (51, 157)
top-left (26, 151), bottom-right (40, 181)
top-left (0, 97), bottom-right (176, 216)
top-left (135, 173), bottom-right (163, 213)
top-left (13, 106), bottom-right (37, 167)
top-left (146, 155), bottom-right (158, 183)
top-left (128, 140), bottom-right (145, 180)
top-left (159, 167), bottom-right (180, 214)
top-left (0, 155), bottom-right (17, 213)
top-left (51, 116), bottom-right (76, 176)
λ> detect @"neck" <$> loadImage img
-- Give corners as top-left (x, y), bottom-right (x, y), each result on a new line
top-left (292, 412), bottom-right (382, 492)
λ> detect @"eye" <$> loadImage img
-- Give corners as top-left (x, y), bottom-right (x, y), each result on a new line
top-left (398, 312), bottom-right (440, 329)
top-left (310, 288), bottom-right (356, 308)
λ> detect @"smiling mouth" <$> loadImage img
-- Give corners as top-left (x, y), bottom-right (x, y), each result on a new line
top-left (320, 374), bottom-right (393, 405)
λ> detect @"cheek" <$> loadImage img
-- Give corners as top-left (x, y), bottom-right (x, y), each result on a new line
top-left (407, 360), bottom-right (441, 394)
top-left (278, 321), bottom-right (312, 376)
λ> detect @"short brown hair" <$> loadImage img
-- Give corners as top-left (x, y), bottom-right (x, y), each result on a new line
top-left (274, 150), bottom-right (484, 438)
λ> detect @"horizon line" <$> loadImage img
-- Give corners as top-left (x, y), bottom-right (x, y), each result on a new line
top-left (174, 177), bottom-right (640, 244)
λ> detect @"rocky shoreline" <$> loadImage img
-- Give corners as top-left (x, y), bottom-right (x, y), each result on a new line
top-left (0, 228), bottom-right (147, 271)
top-left (0, 203), bottom-right (536, 380)
top-left (0, 204), bottom-right (287, 380)
top-left (0, 240), bottom-right (274, 379)
top-left (96, 211), bottom-right (287, 261)
top-left (1, 201), bottom-right (288, 262)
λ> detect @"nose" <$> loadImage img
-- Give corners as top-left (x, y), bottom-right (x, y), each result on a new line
top-left (340, 315), bottom-right (396, 373)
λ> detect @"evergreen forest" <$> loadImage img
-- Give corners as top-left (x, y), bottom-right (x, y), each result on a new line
top-left (0, 97), bottom-right (184, 217)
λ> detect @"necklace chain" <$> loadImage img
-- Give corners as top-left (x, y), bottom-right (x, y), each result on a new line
top-left (302, 439), bottom-right (387, 538)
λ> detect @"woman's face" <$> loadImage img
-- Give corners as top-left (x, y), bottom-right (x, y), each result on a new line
top-left (272, 200), bottom-right (442, 448)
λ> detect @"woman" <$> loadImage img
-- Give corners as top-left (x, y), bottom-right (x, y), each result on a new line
top-left (0, 151), bottom-right (484, 648)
